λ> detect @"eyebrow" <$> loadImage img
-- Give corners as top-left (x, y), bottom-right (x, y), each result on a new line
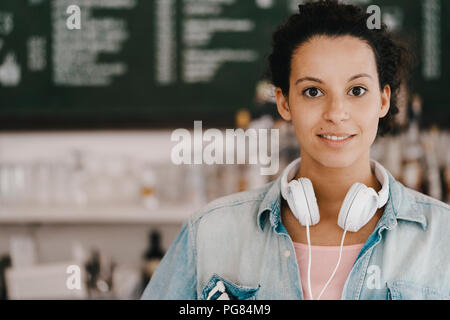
top-left (295, 73), bottom-right (373, 85)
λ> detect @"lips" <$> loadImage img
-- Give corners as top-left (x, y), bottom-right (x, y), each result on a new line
top-left (317, 133), bottom-right (357, 147)
top-left (317, 133), bottom-right (356, 137)
top-left (318, 132), bottom-right (356, 140)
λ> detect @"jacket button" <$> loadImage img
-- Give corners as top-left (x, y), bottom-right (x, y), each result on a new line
top-left (284, 250), bottom-right (291, 258)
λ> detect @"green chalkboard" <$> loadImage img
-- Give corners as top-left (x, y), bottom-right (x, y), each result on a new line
top-left (0, 0), bottom-right (448, 129)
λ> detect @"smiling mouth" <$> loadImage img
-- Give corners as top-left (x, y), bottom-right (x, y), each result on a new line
top-left (317, 134), bottom-right (357, 141)
top-left (316, 134), bottom-right (357, 147)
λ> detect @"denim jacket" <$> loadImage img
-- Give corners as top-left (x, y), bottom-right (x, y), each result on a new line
top-left (141, 168), bottom-right (450, 300)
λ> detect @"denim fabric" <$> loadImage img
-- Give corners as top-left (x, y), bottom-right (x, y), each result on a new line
top-left (141, 168), bottom-right (450, 300)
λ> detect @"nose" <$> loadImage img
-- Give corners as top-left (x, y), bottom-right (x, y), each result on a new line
top-left (322, 94), bottom-right (350, 124)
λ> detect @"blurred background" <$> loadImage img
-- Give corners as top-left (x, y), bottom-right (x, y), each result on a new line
top-left (0, 0), bottom-right (448, 299)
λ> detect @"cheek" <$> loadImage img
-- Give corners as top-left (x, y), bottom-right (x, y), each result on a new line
top-left (290, 104), bottom-right (318, 133)
top-left (289, 93), bottom-right (320, 126)
top-left (354, 107), bottom-right (380, 142)
top-left (290, 109), bottom-right (322, 149)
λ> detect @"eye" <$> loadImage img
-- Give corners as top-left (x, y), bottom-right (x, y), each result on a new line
top-left (348, 86), bottom-right (367, 97)
top-left (302, 87), bottom-right (324, 98)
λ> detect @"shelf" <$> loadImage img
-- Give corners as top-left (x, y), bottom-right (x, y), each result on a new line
top-left (0, 204), bottom-right (197, 225)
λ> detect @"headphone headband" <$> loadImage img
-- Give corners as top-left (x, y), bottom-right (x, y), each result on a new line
top-left (280, 158), bottom-right (301, 200)
top-left (280, 157), bottom-right (390, 209)
top-left (371, 160), bottom-right (389, 208)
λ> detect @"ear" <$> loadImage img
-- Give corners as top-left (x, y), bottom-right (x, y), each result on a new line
top-left (379, 85), bottom-right (391, 118)
top-left (275, 87), bottom-right (292, 121)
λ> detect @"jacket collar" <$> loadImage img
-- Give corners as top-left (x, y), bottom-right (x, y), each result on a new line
top-left (256, 163), bottom-right (427, 232)
top-left (382, 169), bottom-right (427, 230)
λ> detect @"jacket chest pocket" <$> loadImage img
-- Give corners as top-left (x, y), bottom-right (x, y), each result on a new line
top-left (387, 281), bottom-right (450, 300)
top-left (201, 274), bottom-right (261, 300)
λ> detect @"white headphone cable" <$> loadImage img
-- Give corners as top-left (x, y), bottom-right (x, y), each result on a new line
top-left (306, 223), bottom-right (313, 300)
top-left (316, 228), bottom-right (348, 300)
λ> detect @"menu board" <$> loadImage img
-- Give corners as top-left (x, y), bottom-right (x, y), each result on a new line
top-left (0, 0), bottom-right (448, 129)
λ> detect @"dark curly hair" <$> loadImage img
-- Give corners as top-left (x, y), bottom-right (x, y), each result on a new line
top-left (266, 0), bottom-right (415, 136)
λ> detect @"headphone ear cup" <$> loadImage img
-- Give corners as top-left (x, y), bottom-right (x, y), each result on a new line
top-left (338, 183), bottom-right (379, 232)
top-left (299, 178), bottom-right (320, 226)
top-left (287, 178), bottom-right (320, 226)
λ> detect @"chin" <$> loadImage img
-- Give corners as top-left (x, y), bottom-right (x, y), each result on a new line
top-left (312, 152), bottom-right (359, 169)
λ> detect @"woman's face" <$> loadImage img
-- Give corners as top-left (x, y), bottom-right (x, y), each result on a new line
top-left (276, 35), bottom-right (391, 168)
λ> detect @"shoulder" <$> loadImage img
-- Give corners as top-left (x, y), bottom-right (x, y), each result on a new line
top-left (391, 185), bottom-right (450, 287)
top-left (187, 180), bottom-right (276, 230)
top-left (405, 186), bottom-right (450, 216)
top-left (399, 185), bottom-right (450, 238)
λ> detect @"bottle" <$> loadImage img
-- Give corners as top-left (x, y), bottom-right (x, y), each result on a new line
top-left (141, 230), bottom-right (165, 293)
top-left (246, 115), bottom-right (274, 189)
top-left (423, 125), bottom-right (442, 200)
top-left (400, 94), bottom-right (426, 192)
top-left (85, 249), bottom-right (100, 299)
top-left (235, 109), bottom-right (251, 192)
top-left (140, 164), bottom-right (159, 210)
top-left (70, 150), bottom-right (88, 206)
top-left (0, 255), bottom-right (11, 300)
top-left (84, 249), bottom-right (115, 299)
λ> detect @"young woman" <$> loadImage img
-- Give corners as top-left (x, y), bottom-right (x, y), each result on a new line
top-left (142, 1), bottom-right (450, 300)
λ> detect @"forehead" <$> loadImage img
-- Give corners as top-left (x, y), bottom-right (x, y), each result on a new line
top-left (290, 35), bottom-right (378, 79)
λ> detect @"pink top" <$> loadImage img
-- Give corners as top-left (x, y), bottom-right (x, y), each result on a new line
top-left (293, 242), bottom-right (364, 300)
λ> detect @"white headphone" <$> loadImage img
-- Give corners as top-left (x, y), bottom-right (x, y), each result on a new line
top-left (281, 157), bottom-right (389, 232)
top-left (280, 157), bottom-right (390, 299)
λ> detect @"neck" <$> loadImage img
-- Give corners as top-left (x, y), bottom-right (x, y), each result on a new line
top-left (294, 154), bottom-right (382, 219)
